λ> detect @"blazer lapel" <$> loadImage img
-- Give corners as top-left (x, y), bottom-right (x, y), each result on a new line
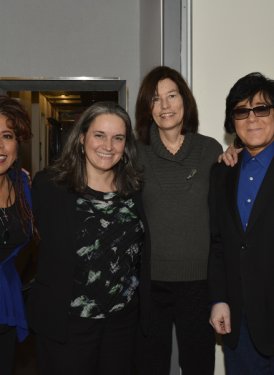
top-left (226, 160), bottom-right (244, 235)
top-left (246, 157), bottom-right (274, 233)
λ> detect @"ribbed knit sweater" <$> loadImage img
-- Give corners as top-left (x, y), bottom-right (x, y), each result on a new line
top-left (138, 124), bottom-right (222, 281)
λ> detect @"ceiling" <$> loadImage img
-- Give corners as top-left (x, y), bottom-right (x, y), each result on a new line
top-left (40, 91), bottom-right (118, 125)
top-left (41, 90), bottom-right (118, 110)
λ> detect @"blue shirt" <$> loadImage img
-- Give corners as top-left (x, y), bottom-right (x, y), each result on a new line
top-left (237, 142), bottom-right (274, 230)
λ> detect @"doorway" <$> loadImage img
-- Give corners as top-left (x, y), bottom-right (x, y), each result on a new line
top-left (0, 77), bottom-right (127, 176)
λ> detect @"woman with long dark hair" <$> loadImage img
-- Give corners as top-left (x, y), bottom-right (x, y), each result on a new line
top-left (135, 66), bottom-right (222, 375)
top-left (28, 101), bottom-right (150, 375)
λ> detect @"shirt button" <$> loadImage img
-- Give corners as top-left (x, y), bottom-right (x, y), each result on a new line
top-left (247, 198), bottom-right (252, 203)
top-left (249, 177), bottom-right (254, 181)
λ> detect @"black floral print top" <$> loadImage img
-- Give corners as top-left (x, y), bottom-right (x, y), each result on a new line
top-left (70, 188), bottom-right (144, 319)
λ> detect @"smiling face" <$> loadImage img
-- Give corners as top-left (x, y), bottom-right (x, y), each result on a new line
top-left (0, 114), bottom-right (18, 176)
top-left (81, 113), bottom-right (126, 176)
top-left (234, 92), bottom-right (274, 156)
top-left (151, 78), bottom-right (184, 133)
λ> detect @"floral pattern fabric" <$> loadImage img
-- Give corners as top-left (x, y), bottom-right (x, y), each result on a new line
top-left (70, 189), bottom-right (144, 319)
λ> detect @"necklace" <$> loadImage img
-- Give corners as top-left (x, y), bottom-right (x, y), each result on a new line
top-left (0, 208), bottom-right (8, 222)
top-left (162, 134), bottom-right (184, 154)
top-left (0, 208), bottom-right (9, 245)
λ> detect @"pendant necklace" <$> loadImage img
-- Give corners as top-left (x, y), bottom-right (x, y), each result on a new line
top-left (0, 208), bottom-right (9, 245)
top-left (0, 208), bottom-right (8, 221)
top-left (0, 176), bottom-right (12, 244)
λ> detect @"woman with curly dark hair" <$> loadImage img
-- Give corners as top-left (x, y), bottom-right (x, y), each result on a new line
top-left (0, 95), bottom-right (33, 375)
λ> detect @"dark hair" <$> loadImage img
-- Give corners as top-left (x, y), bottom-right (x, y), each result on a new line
top-left (135, 66), bottom-right (199, 144)
top-left (0, 95), bottom-right (33, 233)
top-left (224, 72), bottom-right (274, 146)
top-left (0, 95), bottom-right (32, 142)
top-left (51, 101), bottom-right (142, 196)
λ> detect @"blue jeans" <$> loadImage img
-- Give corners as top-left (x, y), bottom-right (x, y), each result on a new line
top-left (224, 316), bottom-right (274, 375)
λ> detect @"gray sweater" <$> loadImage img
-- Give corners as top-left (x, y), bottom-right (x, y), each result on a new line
top-left (138, 124), bottom-right (222, 281)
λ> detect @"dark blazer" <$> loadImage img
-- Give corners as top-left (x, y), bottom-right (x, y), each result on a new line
top-left (27, 170), bottom-right (151, 343)
top-left (208, 155), bottom-right (274, 356)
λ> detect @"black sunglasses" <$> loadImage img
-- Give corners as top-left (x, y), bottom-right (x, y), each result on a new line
top-left (232, 105), bottom-right (274, 120)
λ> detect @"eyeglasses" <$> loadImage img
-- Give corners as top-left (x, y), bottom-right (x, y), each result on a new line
top-left (232, 105), bottom-right (274, 120)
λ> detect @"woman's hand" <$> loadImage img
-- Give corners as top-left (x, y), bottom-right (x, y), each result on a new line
top-left (218, 145), bottom-right (242, 167)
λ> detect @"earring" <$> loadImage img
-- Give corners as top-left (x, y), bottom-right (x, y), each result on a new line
top-left (81, 144), bottom-right (85, 154)
top-left (122, 153), bottom-right (129, 165)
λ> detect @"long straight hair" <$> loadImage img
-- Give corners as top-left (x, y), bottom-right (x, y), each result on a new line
top-left (135, 66), bottom-right (199, 144)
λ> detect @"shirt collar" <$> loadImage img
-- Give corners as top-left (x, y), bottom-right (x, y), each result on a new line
top-left (242, 141), bottom-right (274, 168)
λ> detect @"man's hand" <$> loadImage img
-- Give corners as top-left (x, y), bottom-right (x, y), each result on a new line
top-left (209, 302), bottom-right (231, 335)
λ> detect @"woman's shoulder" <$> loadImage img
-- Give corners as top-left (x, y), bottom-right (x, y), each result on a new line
top-left (8, 169), bottom-right (31, 198)
top-left (33, 169), bottom-right (77, 200)
top-left (193, 133), bottom-right (223, 155)
top-left (136, 140), bottom-right (151, 166)
top-left (32, 169), bottom-right (66, 196)
top-left (136, 140), bottom-right (150, 153)
top-left (193, 133), bottom-right (222, 148)
top-left (33, 168), bottom-right (54, 186)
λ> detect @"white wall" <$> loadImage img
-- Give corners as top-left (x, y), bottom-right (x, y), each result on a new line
top-left (192, 1), bottom-right (274, 374)
top-left (0, 0), bottom-right (140, 120)
top-left (140, 0), bottom-right (162, 79)
top-left (192, 0), bottom-right (274, 147)
top-left (139, 0), bottom-right (182, 80)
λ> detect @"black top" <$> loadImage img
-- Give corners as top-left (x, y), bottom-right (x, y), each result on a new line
top-left (28, 170), bottom-right (151, 343)
top-left (70, 188), bottom-right (144, 318)
top-left (0, 204), bottom-right (28, 262)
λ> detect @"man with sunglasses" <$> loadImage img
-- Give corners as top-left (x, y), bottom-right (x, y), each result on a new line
top-left (208, 72), bottom-right (274, 374)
